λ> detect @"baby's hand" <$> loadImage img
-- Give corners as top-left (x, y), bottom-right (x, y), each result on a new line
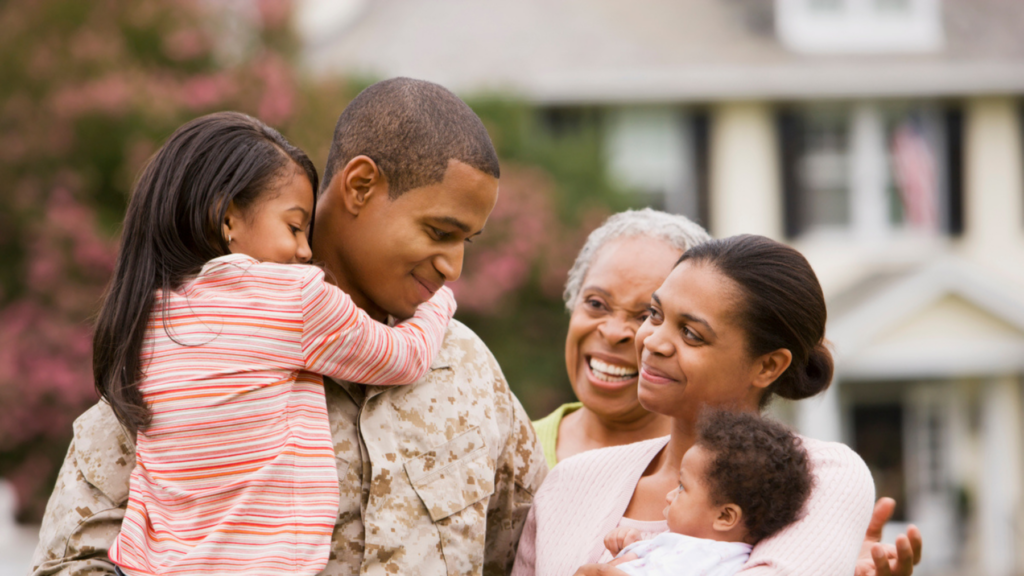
top-left (604, 527), bottom-right (642, 556)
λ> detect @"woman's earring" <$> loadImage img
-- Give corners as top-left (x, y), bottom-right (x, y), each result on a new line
top-left (227, 235), bottom-right (232, 244)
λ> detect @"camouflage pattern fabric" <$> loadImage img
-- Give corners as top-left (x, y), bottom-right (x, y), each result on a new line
top-left (30, 320), bottom-right (548, 576)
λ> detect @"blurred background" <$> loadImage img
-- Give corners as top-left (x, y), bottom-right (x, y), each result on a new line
top-left (1, 0), bottom-right (1023, 574)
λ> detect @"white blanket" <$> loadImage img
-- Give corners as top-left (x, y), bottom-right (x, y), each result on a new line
top-left (615, 533), bottom-right (752, 576)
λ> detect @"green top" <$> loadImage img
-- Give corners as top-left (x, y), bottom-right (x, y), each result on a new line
top-left (531, 402), bottom-right (583, 469)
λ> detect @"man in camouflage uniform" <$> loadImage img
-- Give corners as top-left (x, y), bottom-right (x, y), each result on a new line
top-left (30, 78), bottom-right (548, 576)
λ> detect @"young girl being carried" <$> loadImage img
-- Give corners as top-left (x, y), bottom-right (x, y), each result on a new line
top-left (92, 112), bottom-right (456, 575)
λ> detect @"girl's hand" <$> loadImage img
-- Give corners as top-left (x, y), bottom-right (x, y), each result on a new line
top-left (854, 498), bottom-right (923, 576)
top-left (603, 527), bottom-right (642, 556)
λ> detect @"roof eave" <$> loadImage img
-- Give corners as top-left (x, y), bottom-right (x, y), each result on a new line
top-left (513, 61), bottom-right (1024, 105)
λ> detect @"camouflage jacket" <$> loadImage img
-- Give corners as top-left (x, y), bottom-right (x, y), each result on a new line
top-left (30, 320), bottom-right (548, 576)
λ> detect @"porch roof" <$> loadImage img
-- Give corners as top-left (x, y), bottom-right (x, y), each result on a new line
top-left (298, 0), bottom-right (1024, 103)
top-left (827, 257), bottom-right (1024, 381)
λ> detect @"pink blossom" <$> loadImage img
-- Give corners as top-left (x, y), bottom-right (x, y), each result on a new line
top-left (45, 119), bottom-right (74, 155)
top-left (87, 75), bottom-right (132, 115)
top-left (163, 27), bottom-right (208, 61)
top-left (181, 73), bottom-right (238, 110)
top-left (452, 254), bottom-right (530, 311)
top-left (255, 54), bottom-right (296, 125)
top-left (51, 75), bottom-right (132, 119)
top-left (26, 247), bottom-right (61, 291)
top-left (27, 45), bottom-right (57, 81)
top-left (539, 207), bottom-right (610, 299)
top-left (257, 0), bottom-right (292, 30)
top-left (26, 187), bottom-right (116, 295)
top-left (68, 29), bottom-right (123, 64)
top-left (451, 166), bottom-right (558, 314)
top-left (0, 302), bottom-right (96, 450)
top-left (0, 134), bottom-right (27, 163)
top-left (141, 73), bottom-right (186, 117)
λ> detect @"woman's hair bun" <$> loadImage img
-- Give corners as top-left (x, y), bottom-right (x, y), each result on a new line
top-left (777, 341), bottom-right (834, 401)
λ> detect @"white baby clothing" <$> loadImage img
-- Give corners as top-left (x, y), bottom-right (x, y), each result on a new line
top-left (614, 533), bottom-right (752, 576)
top-left (597, 517), bottom-right (671, 564)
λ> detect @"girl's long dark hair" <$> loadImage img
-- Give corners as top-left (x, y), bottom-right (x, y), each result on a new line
top-left (93, 111), bottom-right (319, 433)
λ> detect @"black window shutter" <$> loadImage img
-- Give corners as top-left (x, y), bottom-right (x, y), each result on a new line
top-left (693, 111), bottom-right (711, 230)
top-left (944, 107), bottom-right (964, 237)
top-left (778, 110), bottom-right (804, 239)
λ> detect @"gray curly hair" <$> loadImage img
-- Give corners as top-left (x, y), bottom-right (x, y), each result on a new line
top-left (563, 208), bottom-right (711, 312)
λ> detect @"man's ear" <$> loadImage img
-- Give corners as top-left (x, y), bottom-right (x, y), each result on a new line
top-left (712, 503), bottom-right (744, 533)
top-left (751, 348), bottom-right (793, 391)
top-left (336, 155), bottom-right (386, 216)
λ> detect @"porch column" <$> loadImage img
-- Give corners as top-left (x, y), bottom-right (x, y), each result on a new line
top-left (709, 102), bottom-right (783, 240)
top-left (978, 376), bottom-right (1022, 576)
top-left (962, 98), bottom-right (1024, 282)
top-left (849, 103), bottom-right (889, 241)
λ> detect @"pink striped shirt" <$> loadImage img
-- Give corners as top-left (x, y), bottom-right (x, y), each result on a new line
top-left (109, 254), bottom-right (456, 575)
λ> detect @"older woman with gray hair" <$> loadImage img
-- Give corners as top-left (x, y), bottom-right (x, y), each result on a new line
top-left (533, 208), bottom-right (709, 468)
top-left (531, 208), bottom-right (922, 576)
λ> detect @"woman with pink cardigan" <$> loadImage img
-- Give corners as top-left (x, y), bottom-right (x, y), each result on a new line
top-left (514, 235), bottom-right (920, 576)
top-left (532, 210), bottom-right (918, 575)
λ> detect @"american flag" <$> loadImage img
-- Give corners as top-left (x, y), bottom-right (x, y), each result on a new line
top-left (891, 117), bottom-right (938, 231)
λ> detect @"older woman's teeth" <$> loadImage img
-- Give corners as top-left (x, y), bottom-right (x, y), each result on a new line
top-left (589, 358), bottom-right (639, 382)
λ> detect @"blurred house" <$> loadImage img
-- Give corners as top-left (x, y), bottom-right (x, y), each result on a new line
top-left (297, 0), bottom-right (1024, 574)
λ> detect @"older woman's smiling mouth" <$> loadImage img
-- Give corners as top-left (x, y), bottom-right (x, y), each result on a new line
top-left (586, 356), bottom-right (639, 384)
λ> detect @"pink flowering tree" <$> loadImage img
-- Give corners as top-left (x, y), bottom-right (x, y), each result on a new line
top-left (0, 0), bottom-right (318, 521)
top-left (0, 0), bottom-right (629, 522)
top-left (452, 167), bottom-right (558, 312)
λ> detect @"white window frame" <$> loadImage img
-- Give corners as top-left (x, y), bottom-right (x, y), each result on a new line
top-left (775, 0), bottom-right (943, 54)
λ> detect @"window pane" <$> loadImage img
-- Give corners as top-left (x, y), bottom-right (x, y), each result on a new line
top-left (797, 110), bottom-right (851, 230)
top-left (604, 107), bottom-right (698, 218)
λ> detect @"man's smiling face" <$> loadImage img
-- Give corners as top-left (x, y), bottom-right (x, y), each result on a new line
top-left (313, 158), bottom-right (498, 321)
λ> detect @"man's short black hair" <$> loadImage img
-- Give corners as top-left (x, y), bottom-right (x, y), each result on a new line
top-left (321, 77), bottom-right (500, 198)
top-left (696, 409), bottom-right (814, 543)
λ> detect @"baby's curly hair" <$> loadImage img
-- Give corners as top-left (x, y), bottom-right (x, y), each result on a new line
top-left (696, 409), bottom-right (813, 543)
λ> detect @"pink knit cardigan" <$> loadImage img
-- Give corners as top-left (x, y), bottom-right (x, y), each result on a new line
top-left (512, 435), bottom-right (875, 576)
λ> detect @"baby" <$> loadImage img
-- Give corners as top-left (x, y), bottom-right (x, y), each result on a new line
top-left (604, 410), bottom-right (813, 576)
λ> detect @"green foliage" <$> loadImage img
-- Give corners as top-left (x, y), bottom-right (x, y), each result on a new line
top-left (469, 98), bottom-right (637, 225)
top-left (453, 98), bottom-right (640, 418)
top-left (0, 0), bottom-right (635, 522)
